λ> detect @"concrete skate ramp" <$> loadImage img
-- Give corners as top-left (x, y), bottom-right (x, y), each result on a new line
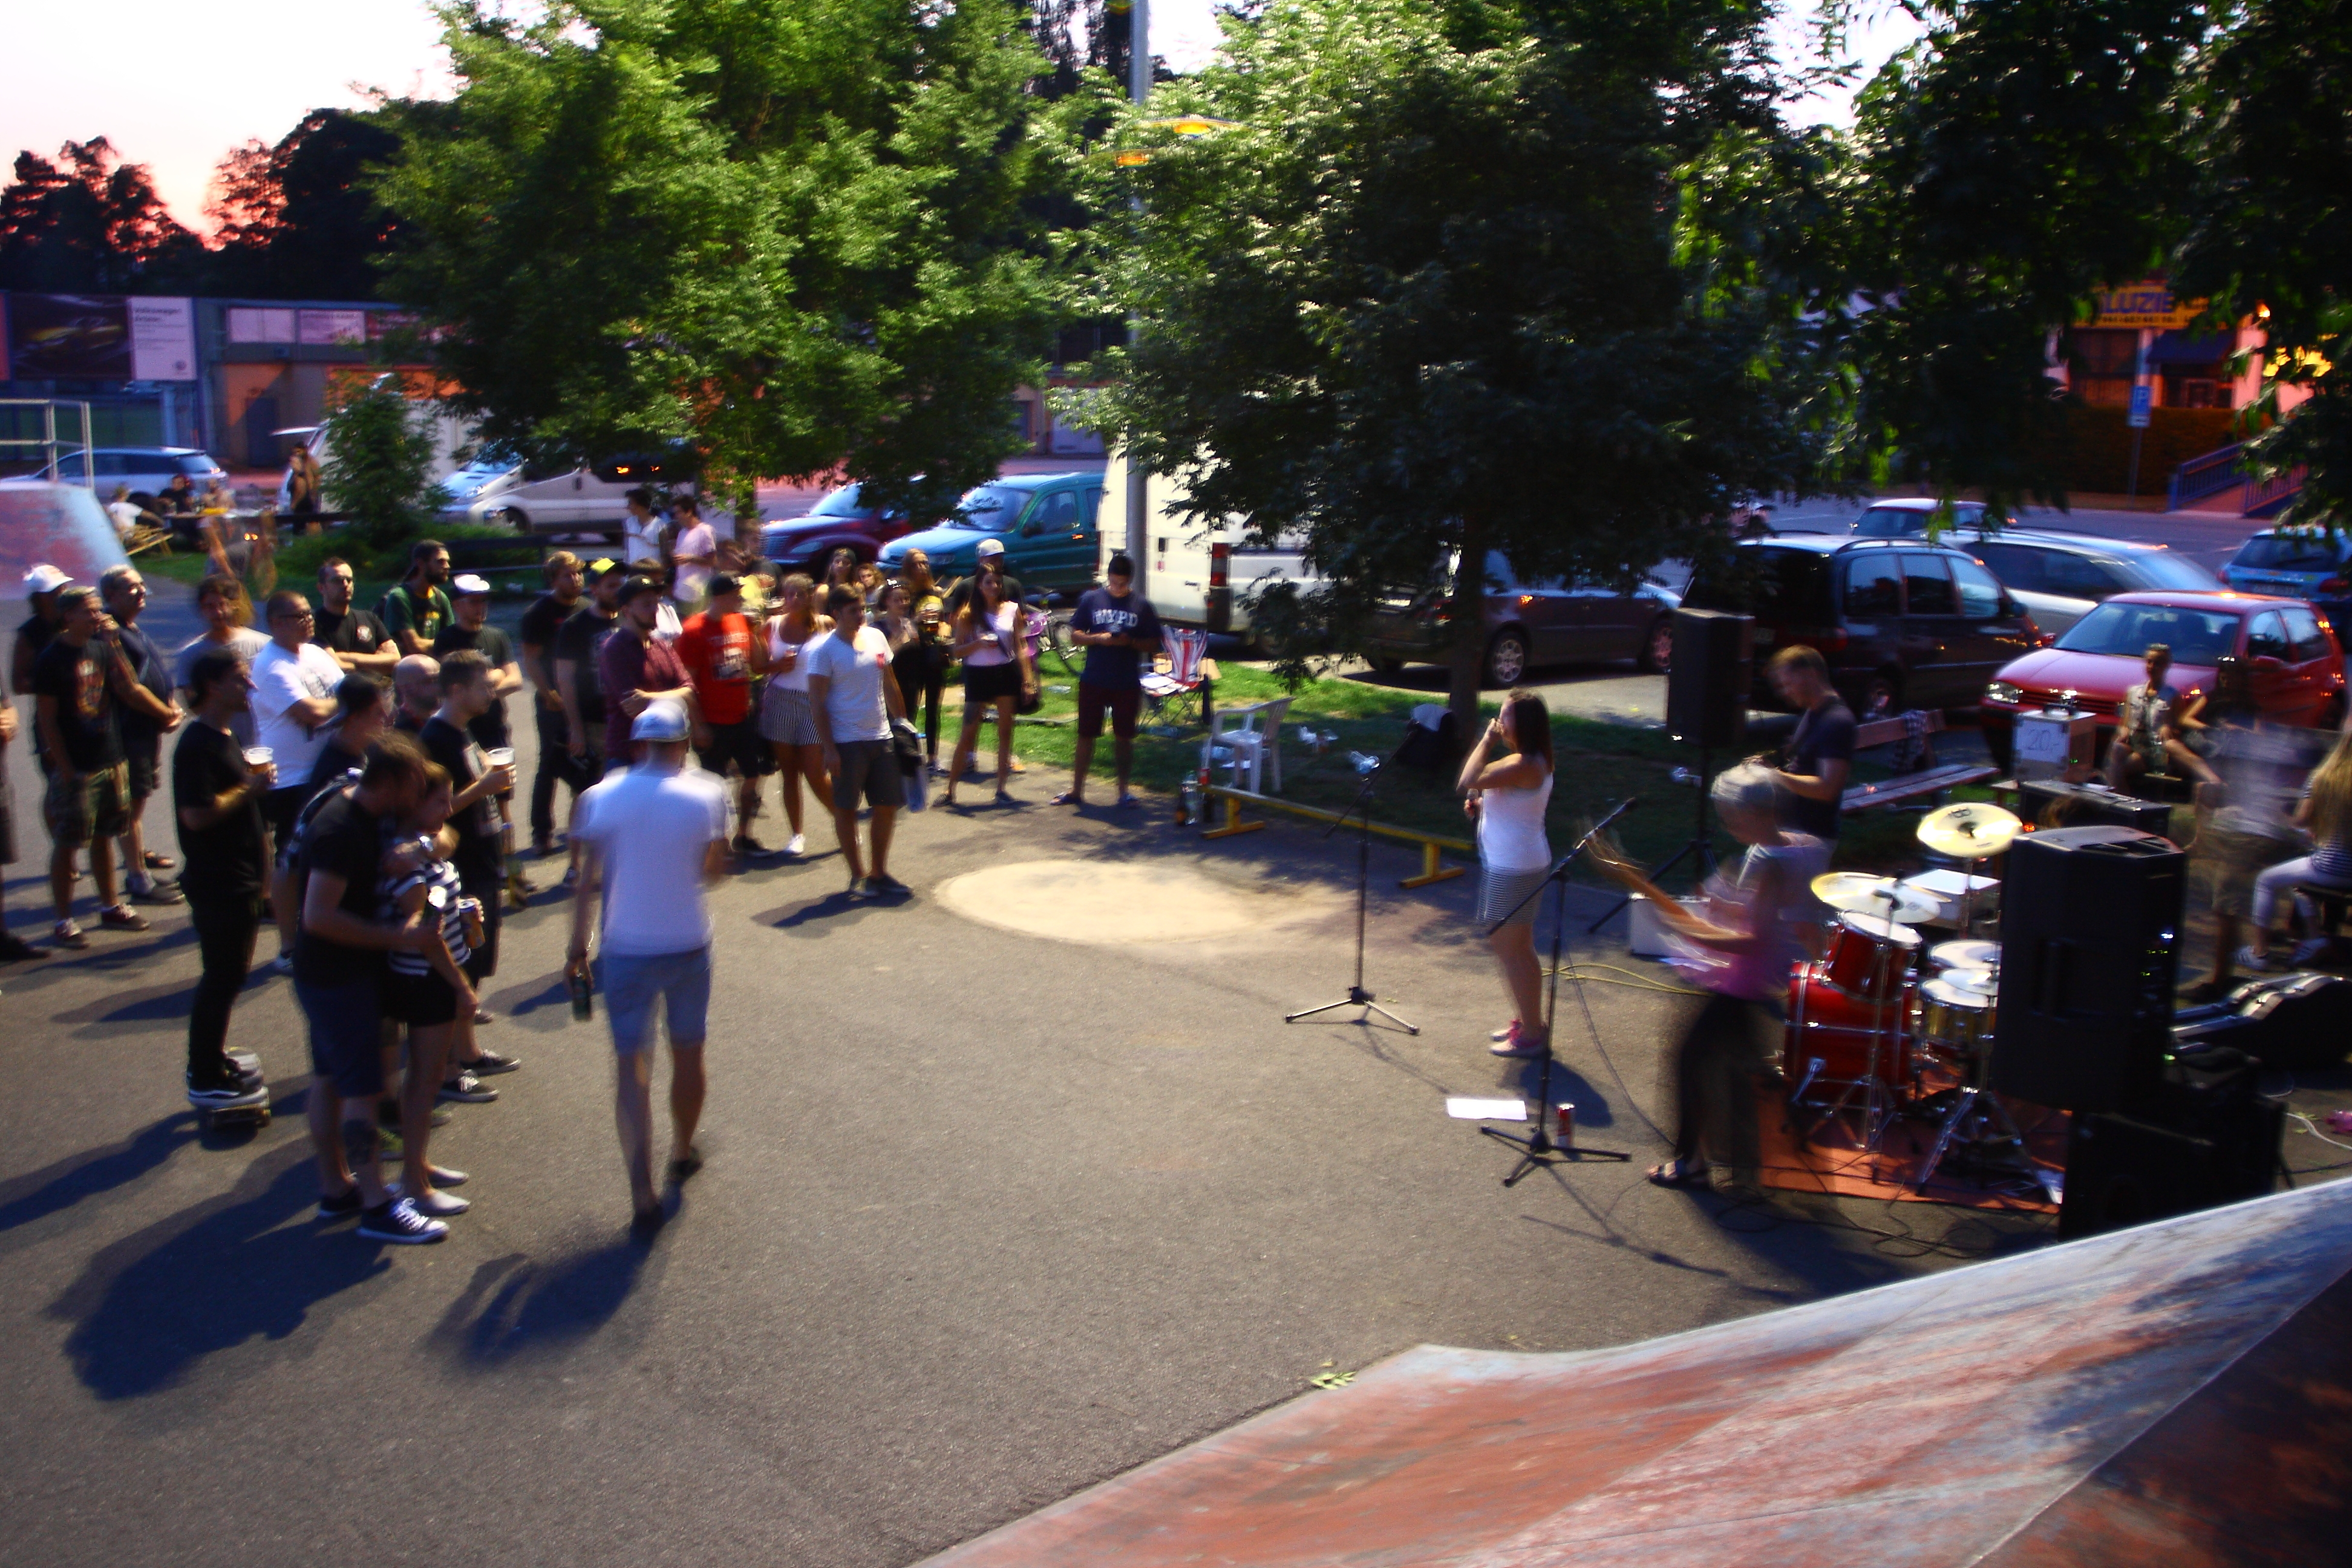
top-left (0, 483), bottom-right (129, 594)
top-left (926, 1180), bottom-right (2352, 1566)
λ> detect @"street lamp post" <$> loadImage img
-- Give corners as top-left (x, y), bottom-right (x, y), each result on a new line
top-left (1125, 0), bottom-right (1152, 590)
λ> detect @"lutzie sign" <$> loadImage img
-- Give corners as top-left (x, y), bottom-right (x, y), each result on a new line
top-left (2087, 281), bottom-right (2208, 330)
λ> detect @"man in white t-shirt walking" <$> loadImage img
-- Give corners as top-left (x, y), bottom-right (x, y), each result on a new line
top-left (566, 698), bottom-right (730, 1230)
top-left (808, 584), bottom-right (909, 900)
top-left (669, 495), bottom-right (717, 610)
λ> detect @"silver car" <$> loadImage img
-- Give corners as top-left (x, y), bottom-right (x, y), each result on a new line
top-left (1961, 530), bottom-right (2220, 637)
top-left (32, 446), bottom-right (227, 500)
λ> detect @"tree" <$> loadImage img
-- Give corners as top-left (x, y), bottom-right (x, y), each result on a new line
top-left (2172, 0), bottom-right (2352, 526)
top-left (207, 109), bottom-right (407, 301)
top-left (322, 376), bottom-right (451, 549)
top-left (374, 0), bottom-right (1076, 519)
top-left (1082, 0), bottom-right (1822, 728)
top-left (0, 138), bottom-right (203, 293)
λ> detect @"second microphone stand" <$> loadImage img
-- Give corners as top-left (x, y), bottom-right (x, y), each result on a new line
top-left (1285, 739), bottom-right (1418, 1034)
top-left (1480, 799), bottom-right (1638, 1186)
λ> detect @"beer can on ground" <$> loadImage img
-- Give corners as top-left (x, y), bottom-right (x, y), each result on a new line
top-left (1553, 1103), bottom-right (1575, 1148)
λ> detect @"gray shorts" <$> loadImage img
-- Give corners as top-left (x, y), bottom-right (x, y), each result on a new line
top-left (831, 737), bottom-right (906, 812)
top-left (1479, 864), bottom-right (1551, 927)
top-left (759, 685), bottom-right (821, 746)
top-left (602, 946), bottom-right (713, 1054)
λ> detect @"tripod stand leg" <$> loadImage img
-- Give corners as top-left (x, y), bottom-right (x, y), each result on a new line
top-left (1284, 998), bottom-right (1362, 1024)
top-left (1361, 1001), bottom-right (1419, 1035)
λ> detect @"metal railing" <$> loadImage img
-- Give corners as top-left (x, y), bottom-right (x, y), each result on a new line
top-left (2167, 441), bottom-right (2247, 510)
top-left (0, 399), bottom-right (94, 484)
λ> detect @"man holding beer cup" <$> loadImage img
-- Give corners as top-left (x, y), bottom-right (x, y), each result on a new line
top-left (419, 650), bottom-right (522, 1077)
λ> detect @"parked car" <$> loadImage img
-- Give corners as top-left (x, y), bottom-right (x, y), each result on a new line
top-left (758, 483), bottom-right (916, 574)
top-left (877, 473), bottom-right (1105, 597)
top-left (30, 447), bottom-right (227, 501)
top-left (1681, 535), bottom-right (2042, 716)
top-left (1365, 550), bottom-right (1679, 687)
top-left (437, 443), bottom-right (724, 537)
top-left (1983, 591), bottom-right (2345, 760)
top-left (2220, 525), bottom-right (2352, 632)
top-left (1849, 497), bottom-right (1991, 537)
top-left (1960, 531), bottom-right (2221, 638)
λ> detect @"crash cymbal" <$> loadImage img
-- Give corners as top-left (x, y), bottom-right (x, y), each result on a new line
top-left (1916, 802), bottom-right (2022, 860)
top-left (1927, 938), bottom-right (2002, 974)
top-left (1812, 872), bottom-right (1940, 924)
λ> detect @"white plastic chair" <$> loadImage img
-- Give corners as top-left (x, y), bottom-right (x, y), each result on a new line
top-left (1203, 697), bottom-right (1292, 794)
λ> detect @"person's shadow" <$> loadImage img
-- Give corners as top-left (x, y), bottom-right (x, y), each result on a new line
top-left (428, 1234), bottom-right (667, 1365)
top-left (46, 1143), bottom-right (388, 1400)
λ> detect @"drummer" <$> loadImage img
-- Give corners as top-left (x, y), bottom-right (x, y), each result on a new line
top-left (1589, 763), bottom-right (1828, 1192)
top-left (1765, 647), bottom-right (1855, 842)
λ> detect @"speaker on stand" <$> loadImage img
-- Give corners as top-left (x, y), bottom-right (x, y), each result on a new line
top-left (1593, 609), bottom-right (1749, 930)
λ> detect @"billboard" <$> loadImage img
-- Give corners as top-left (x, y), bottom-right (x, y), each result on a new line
top-left (2, 293), bottom-right (196, 381)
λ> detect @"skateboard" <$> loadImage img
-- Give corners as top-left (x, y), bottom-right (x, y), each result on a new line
top-left (189, 1051), bottom-right (272, 1133)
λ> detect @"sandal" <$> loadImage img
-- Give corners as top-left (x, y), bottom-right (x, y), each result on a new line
top-left (143, 852), bottom-right (175, 871)
top-left (1050, 790), bottom-right (1084, 806)
top-left (994, 788), bottom-right (1015, 805)
top-left (1115, 792), bottom-right (1140, 809)
top-left (1647, 1159), bottom-right (1710, 1189)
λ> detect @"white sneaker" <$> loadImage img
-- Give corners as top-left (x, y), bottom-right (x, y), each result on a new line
top-left (785, 832), bottom-right (806, 857)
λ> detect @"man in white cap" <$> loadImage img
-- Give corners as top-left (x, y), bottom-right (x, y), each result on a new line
top-left (566, 697), bottom-right (729, 1230)
top-left (12, 563), bottom-right (71, 708)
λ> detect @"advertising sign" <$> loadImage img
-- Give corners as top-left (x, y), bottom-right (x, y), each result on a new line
top-left (2091, 281), bottom-right (2206, 330)
top-left (5, 293), bottom-right (131, 378)
top-left (298, 309), bottom-right (368, 347)
top-left (128, 296), bottom-right (196, 380)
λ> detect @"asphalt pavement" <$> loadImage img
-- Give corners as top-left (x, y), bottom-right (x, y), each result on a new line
top-left (0, 579), bottom-right (2073, 1568)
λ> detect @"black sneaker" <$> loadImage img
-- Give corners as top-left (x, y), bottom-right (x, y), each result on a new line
top-left (0, 932), bottom-right (40, 962)
top-left (845, 877), bottom-right (874, 901)
top-left (438, 1072), bottom-right (498, 1104)
top-left (186, 1075), bottom-right (266, 1107)
top-left (316, 1188), bottom-right (364, 1221)
top-left (358, 1198), bottom-right (448, 1244)
top-left (462, 1050), bottom-right (521, 1076)
top-left (866, 873), bottom-right (910, 898)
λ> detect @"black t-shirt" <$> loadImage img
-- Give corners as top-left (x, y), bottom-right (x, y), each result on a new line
top-left (518, 593), bottom-right (581, 690)
top-left (944, 573), bottom-right (1025, 621)
top-left (553, 606), bottom-right (620, 726)
top-left (172, 720), bottom-right (266, 900)
top-left (1785, 697), bottom-right (1858, 838)
top-left (307, 738), bottom-right (368, 794)
top-left (420, 716), bottom-right (503, 889)
top-left (31, 638), bottom-right (124, 771)
top-left (292, 789), bottom-right (390, 988)
top-left (431, 623), bottom-right (517, 749)
top-left (113, 621), bottom-right (175, 749)
top-left (1071, 588), bottom-right (1161, 687)
top-left (312, 605), bottom-right (391, 662)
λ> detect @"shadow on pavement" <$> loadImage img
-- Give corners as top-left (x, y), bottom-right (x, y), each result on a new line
top-left (426, 1236), bottom-right (665, 1365)
top-left (0, 1116), bottom-right (190, 1252)
top-left (47, 1145), bottom-right (388, 1400)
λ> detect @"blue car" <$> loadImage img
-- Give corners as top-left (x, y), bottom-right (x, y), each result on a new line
top-left (877, 472), bottom-right (1103, 597)
top-left (2222, 526), bottom-right (2352, 633)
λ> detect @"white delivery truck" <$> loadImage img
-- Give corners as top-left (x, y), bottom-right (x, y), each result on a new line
top-left (1098, 447), bottom-right (1322, 650)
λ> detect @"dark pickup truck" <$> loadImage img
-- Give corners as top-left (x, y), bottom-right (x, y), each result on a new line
top-left (757, 484), bottom-right (915, 574)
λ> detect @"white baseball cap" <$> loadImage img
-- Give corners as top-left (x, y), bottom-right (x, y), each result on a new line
top-left (451, 573), bottom-right (493, 597)
top-left (630, 697), bottom-right (691, 742)
top-left (975, 538), bottom-right (1005, 559)
top-left (23, 564), bottom-right (70, 595)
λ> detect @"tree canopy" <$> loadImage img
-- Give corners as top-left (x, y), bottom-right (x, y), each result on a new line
top-left (374, 0), bottom-right (1077, 518)
top-left (0, 139), bottom-right (203, 294)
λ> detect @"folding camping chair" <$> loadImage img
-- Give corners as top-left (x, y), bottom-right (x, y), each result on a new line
top-left (1140, 627), bottom-right (1215, 731)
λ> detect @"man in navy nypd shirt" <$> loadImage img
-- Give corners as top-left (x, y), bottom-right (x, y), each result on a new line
top-left (1057, 553), bottom-right (1162, 809)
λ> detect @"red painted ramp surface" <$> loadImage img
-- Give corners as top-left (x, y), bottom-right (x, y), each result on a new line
top-left (0, 483), bottom-right (129, 594)
top-left (926, 1181), bottom-right (2352, 1566)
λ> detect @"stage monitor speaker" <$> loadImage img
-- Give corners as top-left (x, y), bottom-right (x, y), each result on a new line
top-left (2058, 1050), bottom-right (2282, 1238)
top-left (2015, 779), bottom-right (2175, 838)
top-left (1666, 609), bottom-right (1750, 749)
top-left (1990, 826), bottom-right (2183, 1112)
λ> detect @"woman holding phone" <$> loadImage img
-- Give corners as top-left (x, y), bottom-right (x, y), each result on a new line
top-left (944, 567), bottom-right (1034, 806)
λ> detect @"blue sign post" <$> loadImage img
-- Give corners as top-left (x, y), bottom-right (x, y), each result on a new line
top-left (2128, 385), bottom-right (2152, 428)
top-left (2126, 385), bottom-right (2152, 501)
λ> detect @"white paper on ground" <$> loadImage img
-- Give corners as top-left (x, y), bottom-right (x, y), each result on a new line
top-left (1445, 1097), bottom-right (1527, 1122)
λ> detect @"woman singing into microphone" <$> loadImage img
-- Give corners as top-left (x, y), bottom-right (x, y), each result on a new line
top-left (1460, 690), bottom-right (1555, 1058)
top-left (1588, 763), bottom-right (1826, 1191)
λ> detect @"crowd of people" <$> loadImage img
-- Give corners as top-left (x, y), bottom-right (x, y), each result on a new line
top-left (1, 504), bottom-right (1169, 1241)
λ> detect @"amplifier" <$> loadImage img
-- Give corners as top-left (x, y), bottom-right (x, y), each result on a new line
top-left (2015, 779), bottom-right (2175, 838)
top-left (2059, 1047), bottom-right (2283, 1238)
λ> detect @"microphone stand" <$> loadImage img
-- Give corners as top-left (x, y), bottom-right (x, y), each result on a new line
top-left (1480, 797), bottom-right (1638, 1185)
top-left (1285, 735), bottom-right (1419, 1033)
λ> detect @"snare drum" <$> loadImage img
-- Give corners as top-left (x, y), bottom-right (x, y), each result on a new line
top-left (1925, 939), bottom-right (2001, 981)
top-left (1817, 912), bottom-right (1924, 1002)
top-left (1785, 967), bottom-right (1916, 1091)
top-left (1915, 975), bottom-right (1996, 1059)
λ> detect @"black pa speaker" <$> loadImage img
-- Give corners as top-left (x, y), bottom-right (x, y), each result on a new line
top-left (2058, 1048), bottom-right (2282, 1238)
top-left (1990, 826), bottom-right (2183, 1111)
top-left (1666, 609), bottom-right (1750, 749)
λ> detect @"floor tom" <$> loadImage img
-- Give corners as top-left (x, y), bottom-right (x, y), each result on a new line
top-left (1817, 912), bottom-right (1923, 1002)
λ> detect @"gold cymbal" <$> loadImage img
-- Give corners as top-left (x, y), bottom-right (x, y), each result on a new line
top-left (1916, 802), bottom-right (2022, 860)
top-left (1811, 872), bottom-right (1940, 924)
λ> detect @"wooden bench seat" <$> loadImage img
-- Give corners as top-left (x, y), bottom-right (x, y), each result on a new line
top-left (1838, 709), bottom-right (1997, 813)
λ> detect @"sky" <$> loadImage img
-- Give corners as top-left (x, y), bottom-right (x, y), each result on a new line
top-left (1, 0), bottom-right (1917, 232)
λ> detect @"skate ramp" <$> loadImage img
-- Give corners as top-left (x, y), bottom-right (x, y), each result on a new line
top-left (925, 1180), bottom-right (2352, 1566)
top-left (0, 482), bottom-right (129, 596)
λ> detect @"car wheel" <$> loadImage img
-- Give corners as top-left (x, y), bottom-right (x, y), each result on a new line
top-left (501, 506), bottom-right (531, 531)
top-left (1483, 629), bottom-right (1529, 688)
top-left (1637, 615), bottom-right (1673, 673)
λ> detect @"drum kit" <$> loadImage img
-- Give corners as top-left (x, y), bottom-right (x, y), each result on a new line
top-left (1783, 802), bottom-right (2039, 1192)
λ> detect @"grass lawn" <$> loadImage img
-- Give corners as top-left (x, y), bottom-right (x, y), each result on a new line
top-left (991, 660), bottom-right (1962, 886)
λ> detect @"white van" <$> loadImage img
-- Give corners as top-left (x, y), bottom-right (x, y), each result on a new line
top-left (1098, 448), bottom-right (1322, 649)
top-left (274, 410), bottom-right (474, 512)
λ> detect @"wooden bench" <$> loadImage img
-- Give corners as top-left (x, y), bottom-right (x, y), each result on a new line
top-left (1837, 710), bottom-right (1998, 813)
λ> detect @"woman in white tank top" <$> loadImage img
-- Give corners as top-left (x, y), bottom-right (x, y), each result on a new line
top-left (757, 572), bottom-right (834, 854)
top-left (1458, 690), bottom-right (1555, 1056)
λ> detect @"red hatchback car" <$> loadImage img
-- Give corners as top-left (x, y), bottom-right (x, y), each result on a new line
top-left (1982, 591), bottom-right (2345, 764)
